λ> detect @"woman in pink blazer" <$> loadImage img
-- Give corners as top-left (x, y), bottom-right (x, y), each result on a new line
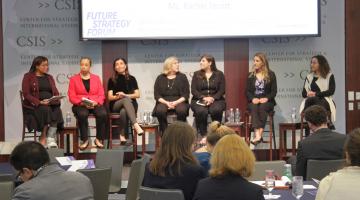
top-left (68, 57), bottom-right (107, 149)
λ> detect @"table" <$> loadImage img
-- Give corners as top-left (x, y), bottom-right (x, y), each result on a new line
top-left (267, 181), bottom-right (317, 200)
top-left (278, 122), bottom-right (306, 160)
top-left (58, 126), bottom-right (79, 158)
top-left (224, 122), bottom-right (245, 138)
top-left (139, 123), bottom-right (160, 155)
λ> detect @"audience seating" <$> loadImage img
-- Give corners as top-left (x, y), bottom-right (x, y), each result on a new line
top-left (245, 110), bottom-right (276, 160)
top-left (248, 160), bottom-right (286, 181)
top-left (78, 167), bottom-right (111, 200)
top-left (139, 186), bottom-right (185, 200)
top-left (125, 158), bottom-right (147, 200)
top-left (0, 181), bottom-right (14, 200)
top-left (306, 159), bottom-right (345, 181)
top-left (95, 149), bottom-right (124, 193)
top-left (47, 148), bottom-right (64, 164)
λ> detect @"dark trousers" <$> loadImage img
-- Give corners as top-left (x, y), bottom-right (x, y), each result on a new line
top-left (112, 97), bottom-right (138, 136)
top-left (304, 96), bottom-right (331, 112)
top-left (72, 105), bottom-right (108, 141)
top-left (248, 102), bottom-right (274, 129)
top-left (191, 100), bottom-right (226, 136)
top-left (153, 102), bottom-right (189, 132)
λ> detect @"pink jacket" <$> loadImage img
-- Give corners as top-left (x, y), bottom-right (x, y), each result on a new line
top-left (68, 73), bottom-right (105, 105)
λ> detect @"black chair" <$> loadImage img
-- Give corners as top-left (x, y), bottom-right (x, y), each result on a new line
top-left (78, 167), bottom-right (111, 200)
top-left (19, 90), bottom-right (38, 141)
top-left (139, 186), bottom-right (185, 200)
top-left (306, 159), bottom-right (345, 181)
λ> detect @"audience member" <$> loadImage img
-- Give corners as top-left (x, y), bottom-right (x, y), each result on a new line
top-left (193, 134), bottom-right (264, 200)
top-left (10, 141), bottom-right (94, 200)
top-left (142, 121), bottom-right (206, 200)
top-left (315, 128), bottom-right (360, 200)
top-left (194, 121), bottom-right (236, 171)
top-left (296, 105), bottom-right (346, 178)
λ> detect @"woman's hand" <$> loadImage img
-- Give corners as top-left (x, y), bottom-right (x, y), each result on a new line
top-left (203, 97), bottom-right (214, 106)
top-left (307, 91), bottom-right (316, 97)
top-left (259, 98), bottom-right (268, 104)
top-left (116, 92), bottom-right (126, 99)
top-left (252, 98), bottom-right (260, 104)
top-left (39, 99), bottom-right (50, 105)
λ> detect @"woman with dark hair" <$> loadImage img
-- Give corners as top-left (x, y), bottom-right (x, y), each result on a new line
top-left (316, 128), bottom-right (360, 200)
top-left (153, 56), bottom-right (190, 133)
top-left (68, 57), bottom-right (107, 150)
top-left (107, 57), bottom-right (144, 143)
top-left (22, 56), bottom-right (63, 148)
top-left (246, 52), bottom-right (277, 145)
top-left (142, 121), bottom-right (206, 200)
top-left (300, 55), bottom-right (336, 124)
top-left (191, 54), bottom-right (226, 138)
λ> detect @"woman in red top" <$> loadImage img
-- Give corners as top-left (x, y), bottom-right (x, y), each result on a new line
top-left (68, 57), bottom-right (107, 149)
top-left (22, 56), bottom-right (63, 148)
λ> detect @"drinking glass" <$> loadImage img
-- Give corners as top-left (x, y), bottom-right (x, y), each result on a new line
top-left (292, 176), bottom-right (304, 199)
top-left (265, 170), bottom-right (275, 199)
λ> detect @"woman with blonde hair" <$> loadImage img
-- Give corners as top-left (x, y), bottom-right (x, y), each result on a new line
top-left (246, 52), bottom-right (277, 145)
top-left (193, 134), bottom-right (264, 200)
top-left (194, 121), bottom-right (236, 171)
top-left (142, 121), bottom-right (206, 200)
top-left (153, 56), bottom-right (190, 133)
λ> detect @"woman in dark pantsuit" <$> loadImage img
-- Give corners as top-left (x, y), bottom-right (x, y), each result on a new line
top-left (191, 54), bottom-right (226, 138)
top-left (246, 52), bottom-right (277, 145)
top-left (153, 56), bottom-right (190, 133)
top-left (107, 57), bottom-right (144, 143)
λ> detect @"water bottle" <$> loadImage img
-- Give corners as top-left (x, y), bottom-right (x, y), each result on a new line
top-left (65, 111), bottom-right (71, 127)
top-left (229, 108), bottom-right (234, 124)
top-left (284, 164), bottom-right (293, 182)
top-left (291, 107), bottom-right (297, 123)
top-left (235, 108), bottom-right (241, 124)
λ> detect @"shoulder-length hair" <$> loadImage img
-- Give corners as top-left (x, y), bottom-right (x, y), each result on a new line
top-left (249, 52), bottom-right (271, 82)
top-left (206, 121), bottom-right (236, 146)
top-left (312, 55), bottom-right (331, 78)
top-left (162, 56), bottom-right (179, 75)
top-left (29, 56), bottom-right (48, 72)
top-left (112, 57), bottom-right (130, 83)
top-left (345, 128), bottom-right (360, 167)
top-left (198, 54), bottom-right (218, 79)
top-left (149, 121), bottom-right (198, 176)
top-left (210, 134), bottom-right (255, 178)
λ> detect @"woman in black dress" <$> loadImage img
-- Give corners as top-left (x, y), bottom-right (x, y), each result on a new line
top-left (191, 54), bottom-right (226, 138)
top-left (246, 52), bottom-right (277, 145)
top-left (153, 56), bottom-right (190, 133)
top-left (107, 57), bottom-right (144, 143)
top-left (22, 56), bottom-right (63, 148)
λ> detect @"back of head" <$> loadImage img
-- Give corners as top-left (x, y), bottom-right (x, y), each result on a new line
top-left (210, 134), bottom-right (255, 178)
top-left (150, 121), bottom-right (197, 176)
top-left (304, 105), bottom-right (328, 126)
top-left (345, 128), bottom-right (360, 167)
top-left (207, 121), bottom-right (236, 146)
top-left (10, 141), bottom-right (50, 171)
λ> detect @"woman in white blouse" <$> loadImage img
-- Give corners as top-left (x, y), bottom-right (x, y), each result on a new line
top-left (316, 128), bottom-right (360, 200)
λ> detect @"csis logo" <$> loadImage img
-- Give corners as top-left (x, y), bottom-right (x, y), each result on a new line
top-left (38, 0), bottom-right (78, 10)
top-left (16, 36), bottom-right (62, 47)
top-left (56, 73), bottom-right (76, 84)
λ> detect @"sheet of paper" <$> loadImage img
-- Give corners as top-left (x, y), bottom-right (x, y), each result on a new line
top-left (251, 180), bottom-right (286, 187)
top-left (303, 185), bottom-right (317, 189)
top-left (348, 91), bottom-right (354, 101)
top-left (56, 156), bottom-right (73, 166)
top-left (264, 194), bottom-right (281, 199)
top-left (67, 160), bottom-right (89, 171)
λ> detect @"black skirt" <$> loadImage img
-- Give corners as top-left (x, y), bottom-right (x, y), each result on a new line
top-left (24, 105), bottom-right (64, 132)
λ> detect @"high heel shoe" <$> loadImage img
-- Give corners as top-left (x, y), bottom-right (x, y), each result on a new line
top-left (79, 140), bottom-right (89, 150)
top-left (94, 139), bottom-right (104, 149)
top-left (120, 135), bottom-right (127, 145)
top-left (250, 137), bottom-right (263, 146)
top-left (134, 124), bottom-right (144, 136)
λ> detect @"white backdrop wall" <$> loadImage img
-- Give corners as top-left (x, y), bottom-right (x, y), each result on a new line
top-left (2, 0), bottom-right (345, 142)
top-left (249, 0), bottom-right (346, 134)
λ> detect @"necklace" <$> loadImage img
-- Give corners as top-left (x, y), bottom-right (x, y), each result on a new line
top-left (167, 79), bottom-right (175, 89)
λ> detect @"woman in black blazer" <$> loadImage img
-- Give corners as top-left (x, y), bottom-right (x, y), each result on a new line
top-left (191, 54), bottom-right (226, 138)
top-left (193, 134), bottom-right (264, 200)
top-left (246, 52), bottom-right (277, 145)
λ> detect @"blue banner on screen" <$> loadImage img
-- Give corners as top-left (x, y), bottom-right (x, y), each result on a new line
top-left (80, 0), bottom-right (320, 40)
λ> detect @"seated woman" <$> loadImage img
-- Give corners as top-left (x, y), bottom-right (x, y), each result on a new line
top-left (68, 57), bottom-right (107, 150)
top-left (194, 121), bottom-right (236, 172)
top-left (107, 57), bottom-right (144, 143)
top-left (153, 56), bottom-right (190, 133)
top-left (299, 55), bottom-right (336, 125)
top-left (142, 121), bottom-right (206, 200)
top-left (191, 54), bottom-right (226, 139)
top-left (316, 128), bottom-right (360, 200)
top-left (193, 134), bottom-right (264, 200)
top-left (246, 52), bottom-right (277, 145)
top-left (22, 56), bottom-right (63, 148)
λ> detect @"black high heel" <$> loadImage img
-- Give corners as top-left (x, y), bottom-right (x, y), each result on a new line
top-left (250, 137), bottom-right (263, 145)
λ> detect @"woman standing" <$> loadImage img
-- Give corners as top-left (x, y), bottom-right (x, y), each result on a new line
top-left (142, 121), bottom-right (206, 200)
top-left (246, 52), bottom-right (277, 145)
top-left (22, 56), bottom-right (63, 148)
top-left (191, 54), bottom-right (226, 137)
top-left (107, 57), bottom-right (144, 143)
top-left (68, 57), bottom-right (107, 150)
top-left (153, 56), bottom-right (190, 133)
top-left (299, 55), bottom-right (336, 124)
